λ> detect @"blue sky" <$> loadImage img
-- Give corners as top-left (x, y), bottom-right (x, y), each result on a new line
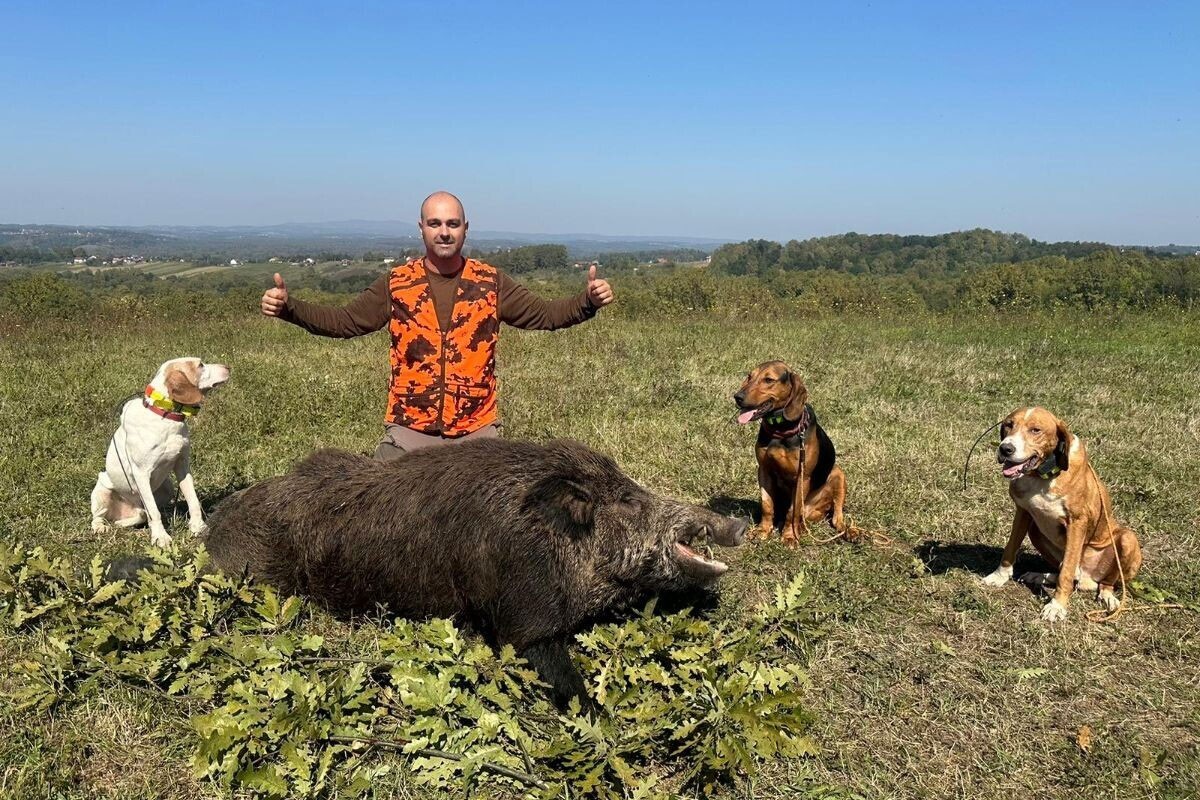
top-left (2, 1), bottom-right (1196, 243)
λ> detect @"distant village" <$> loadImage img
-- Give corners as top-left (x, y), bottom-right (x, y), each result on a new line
top-left (51, 254), bottom-right (707, 271)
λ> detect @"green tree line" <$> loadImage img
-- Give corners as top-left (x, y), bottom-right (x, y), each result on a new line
top-left (3, 248), bottom-right (1197, 322)
top-left (470, 244), bottom-right (569, 274)
top-left (708, 229), bottom-right (1152, 278)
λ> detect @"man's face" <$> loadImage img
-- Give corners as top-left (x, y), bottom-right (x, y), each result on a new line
top-left (419, 196), bottom-right (468, 260)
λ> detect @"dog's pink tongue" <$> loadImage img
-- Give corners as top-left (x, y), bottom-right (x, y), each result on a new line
top-left (737, 410), bottom-right (757, 425)
top-left (1002, 462), bottom-right (1024, 478)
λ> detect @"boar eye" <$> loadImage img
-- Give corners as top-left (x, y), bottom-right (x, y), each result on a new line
top-left (618, 493), bottom-right (645, 512)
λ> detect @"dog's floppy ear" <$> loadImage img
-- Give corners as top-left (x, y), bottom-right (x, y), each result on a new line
top-left (1054, 418), bottom-right (1072, 472)
top-left (783, 369), bottom-right (808, 421)
top-left (524, 475), bottom-right (596, 537)
top-left (165, 365), bottom-right (204, 406)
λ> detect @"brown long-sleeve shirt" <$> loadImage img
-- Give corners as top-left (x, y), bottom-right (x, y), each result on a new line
top-left (280, 266), bottom-right (597, 337)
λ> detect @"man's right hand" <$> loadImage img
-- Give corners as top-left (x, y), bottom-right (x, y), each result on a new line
top-left (261, 272), bottom-right (289, 317)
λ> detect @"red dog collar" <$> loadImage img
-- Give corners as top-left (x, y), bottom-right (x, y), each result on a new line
top-left (142, 384), bottom-right (197, 422)
top-left (767, 405), bottom-right (812, 440)
top-left (142, 396), bottom-right (187, 422)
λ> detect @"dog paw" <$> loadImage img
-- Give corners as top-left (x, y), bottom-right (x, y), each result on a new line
top-left (1099, 589), bottom-right (1120, 612)
top-left (91, 518), bottom-right (109, 534)
top-left (188, 519), bottom-right (208, 536)
top-left (780, 533), bottom-right (800, 549)
top-left (982, 567), bottom-right (1012, 587)
top-left (150, 531), bottom-right (173, 548)
top-left (1040, 599), bottom-right (1068, 622)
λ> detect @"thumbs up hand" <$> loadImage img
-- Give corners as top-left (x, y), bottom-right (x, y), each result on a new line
top-left (261, 272), bottom-right (289, 317)
top-left (586, 264), bottom-right (614, 309)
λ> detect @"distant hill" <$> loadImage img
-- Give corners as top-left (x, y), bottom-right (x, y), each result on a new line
top-left (707, 229), bottom-right (1193, 278)
top-left (2, 222), bottom-right (1195, 271)
top-left (0, 222), bottom-right (726, 264)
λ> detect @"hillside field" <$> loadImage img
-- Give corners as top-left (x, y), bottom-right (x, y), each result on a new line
top-left (1, 302), bottom-right (1198, 798)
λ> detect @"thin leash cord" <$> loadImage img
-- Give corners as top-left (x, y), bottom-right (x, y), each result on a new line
top-left (795, 455), bottom-right (892, 547)
top-left (961, 419), bottom-right (1003, 491)
top-left (1083, 470), bottom-right (1188, 620)
top-left (1085, 463), bottom-right (1126, 624)
top-left (810, 514), bottom-right (893, 546)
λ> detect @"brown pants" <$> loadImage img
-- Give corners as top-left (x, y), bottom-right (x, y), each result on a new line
top-left (372, 423), bottom-right (500, 461)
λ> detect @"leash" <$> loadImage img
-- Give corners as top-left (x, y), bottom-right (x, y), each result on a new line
top-left (1084, 463), bottom-right (1127, 624)
top-left (809, 516), bottom-right (893, 547)
top-left (768, 404), bottom-right (892, 548)
top-left (961, 419), bottom-right (1003, 491)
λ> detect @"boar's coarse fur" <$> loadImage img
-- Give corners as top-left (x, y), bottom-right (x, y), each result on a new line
top-left (203, 438), bottom-right (746, 705)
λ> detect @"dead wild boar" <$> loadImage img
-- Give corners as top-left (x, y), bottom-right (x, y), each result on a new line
top-left (202, 438), bottom-right (746, 706)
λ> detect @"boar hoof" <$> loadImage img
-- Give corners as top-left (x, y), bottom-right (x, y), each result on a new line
top-left (521, 638), bottom-right (591, 711)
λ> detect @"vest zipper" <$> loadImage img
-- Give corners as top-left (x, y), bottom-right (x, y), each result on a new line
top-left (435, 261), bottom-right (458, 433)
top-left (436, 326), bottom-right (448, 433)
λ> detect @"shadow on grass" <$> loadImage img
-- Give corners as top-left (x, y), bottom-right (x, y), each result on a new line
top-left (915, 539), bottom-right (1051, 586)
top-left (707, 494), bottom-right (760, 523)
top-left (160, 474), bottom-right (254, 520)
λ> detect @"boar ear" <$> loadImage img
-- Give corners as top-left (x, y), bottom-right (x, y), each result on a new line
top-left (1054, 418), bottom-right (1072, 472)
top-left (524, 476), bottom-right (596, 536)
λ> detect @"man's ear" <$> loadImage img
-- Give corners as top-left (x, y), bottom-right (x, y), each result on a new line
top-left (165, 365), bottom-right (203, 406)
top-left (524, 476), bottom-right (595, 537)
top-left (783, 370), bottom-right (808, 421)
top-left (1054, 418), bottom-right (1072, 472)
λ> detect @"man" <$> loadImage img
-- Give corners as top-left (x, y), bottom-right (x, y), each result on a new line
top-left (261, 191), bottom-right (615, 459)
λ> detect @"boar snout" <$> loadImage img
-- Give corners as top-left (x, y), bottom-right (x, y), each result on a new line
top-left (712, 516), bottom-right (748, 547)
top-left (670, 511), bottom-right (747, 582)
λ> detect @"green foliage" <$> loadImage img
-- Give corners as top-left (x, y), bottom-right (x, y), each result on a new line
top-left (475, 244), bottom-right (571, 274)
top-left (0, 270), bottom-right (90, 318)
top-left (711, 229), bottom-right (1115, 278)
top-left (710, 239), bottom-right (783, 277)
top-left (565, 579), bottom-right (822, 796)
top-left (2, 242), bottom-right (1197, 329)
top-left (0, 543), bottom-right (821, 798)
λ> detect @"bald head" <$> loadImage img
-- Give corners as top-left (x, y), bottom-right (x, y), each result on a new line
top-left (420, 191), bottom-right (465, 223)
top-left (419, 191), bottom-right (469, 268)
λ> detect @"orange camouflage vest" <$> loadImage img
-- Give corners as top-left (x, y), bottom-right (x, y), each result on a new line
top-left (386, 258), bottom-right (500, 436)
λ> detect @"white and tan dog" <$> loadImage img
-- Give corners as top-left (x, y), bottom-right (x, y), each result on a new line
top-left (91, 358), bottom-right (230, 547)
top-left (982, 406), bottom-right (1143, 621)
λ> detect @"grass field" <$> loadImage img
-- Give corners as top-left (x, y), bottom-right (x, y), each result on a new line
top-left (1, 301), bottom-right (1198, 798)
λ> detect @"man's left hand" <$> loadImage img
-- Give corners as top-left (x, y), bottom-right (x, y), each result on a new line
top-left (587, 265), bottom-right (615, 308)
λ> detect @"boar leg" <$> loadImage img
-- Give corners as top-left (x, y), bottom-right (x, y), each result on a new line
top-left (521, 637), bottom-right (589, 710)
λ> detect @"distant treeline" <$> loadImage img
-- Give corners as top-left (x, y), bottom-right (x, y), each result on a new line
top-left (471, 244), bottom-right (570, 273)
top-left (709, 229), bottom-right (1157, 278)
top-left (0, 244), bottom-right (75, 264)
top-left (3, 245), bottom-right (1197, 323)
top-left (616, 250), bottom-right (1199, 315)
top-left (593, 249), bottom-right (711, 271)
